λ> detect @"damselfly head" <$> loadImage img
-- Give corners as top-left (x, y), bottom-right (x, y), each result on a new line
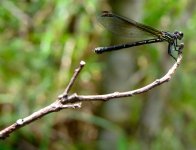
top-left (174, 31), bottom-right (183, 40)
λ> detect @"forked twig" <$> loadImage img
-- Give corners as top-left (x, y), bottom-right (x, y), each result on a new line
top-left (0, 61), bottom-right (85, 139)
top-left (61, 54), bottom-right (183, 103)
top-left (0, 50), bottom-right (183, 140)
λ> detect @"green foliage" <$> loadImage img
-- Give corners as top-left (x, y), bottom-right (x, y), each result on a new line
top-left (0, 0), bottom-right (196, 149)
top-left (0, 0), bottom-right (101, 149)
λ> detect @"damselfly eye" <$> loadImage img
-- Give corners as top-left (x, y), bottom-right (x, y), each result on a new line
top-left (174, 31), bottom-right (183, 40)
top-left (179, 32), bottom-right (183, 40)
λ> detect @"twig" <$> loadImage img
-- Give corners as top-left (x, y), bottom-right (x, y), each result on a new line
top-left (58, 61), bottom-right (86, 98)
top-left (0, 50), bottom-right (183, 140)
top-left (0, 102), bottom-right (81, 140)
top-left (0, 61), bottom-right (86, 140)
top-left (61, 54), bottom-right (183, 103)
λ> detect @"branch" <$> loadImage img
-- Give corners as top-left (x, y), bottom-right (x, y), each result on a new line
top-left (0, 61), bottom-right (85, 140)
top-left (0, 50), bottom-right (183, 140)
top-left (62, 54), bottom-right (183, 103)
top-left (58, 61), bottom-right (86, 98)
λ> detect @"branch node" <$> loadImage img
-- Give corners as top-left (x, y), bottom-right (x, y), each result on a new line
top-left (114, 91), bottom-right (120, 95)
top-left (16, 119), bottom-right (24, 125)
top-left (155, 79), bottom-right (160, 84)
top-left (62, 102), bottom-right (82, 109)
top-left (58, 94), bottom-right (68, 101)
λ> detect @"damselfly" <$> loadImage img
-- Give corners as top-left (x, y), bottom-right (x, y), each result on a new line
top-left (94, 11), bottom-right (184, 61)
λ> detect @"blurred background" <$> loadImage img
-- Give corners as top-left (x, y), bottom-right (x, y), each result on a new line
top-left (0, 0), bottom-right (195, 149)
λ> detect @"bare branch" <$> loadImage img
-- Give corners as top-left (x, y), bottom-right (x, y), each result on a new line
top-left (58, 60), bottom-right (86, 99)
top-left (62, 54), bottom-right (182, 103)
top-left (0, 50), bottom-right (183, 140)
top-left (0, 61), bottom-right (85, 140)
top-left (0, 102), bottom-right (81, 139)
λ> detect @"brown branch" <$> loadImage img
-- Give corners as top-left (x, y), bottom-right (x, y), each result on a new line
top-left (0, 61), bottom-right (85, 140)
top-left (0, 50), bottom-right (183, 140)
top-left (0, 102), bottom-right (81, 139)
top-left (61, 54), bottom-right (183, 103)
top-left (58, 61), bottom-right (86, 98)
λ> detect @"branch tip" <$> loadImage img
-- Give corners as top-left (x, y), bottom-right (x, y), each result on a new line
top-left (80, 60), bottom-right (86, 66)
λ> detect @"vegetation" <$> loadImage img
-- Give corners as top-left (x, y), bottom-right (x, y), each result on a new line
top-left (0, 0), bottom-right (196, 149)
